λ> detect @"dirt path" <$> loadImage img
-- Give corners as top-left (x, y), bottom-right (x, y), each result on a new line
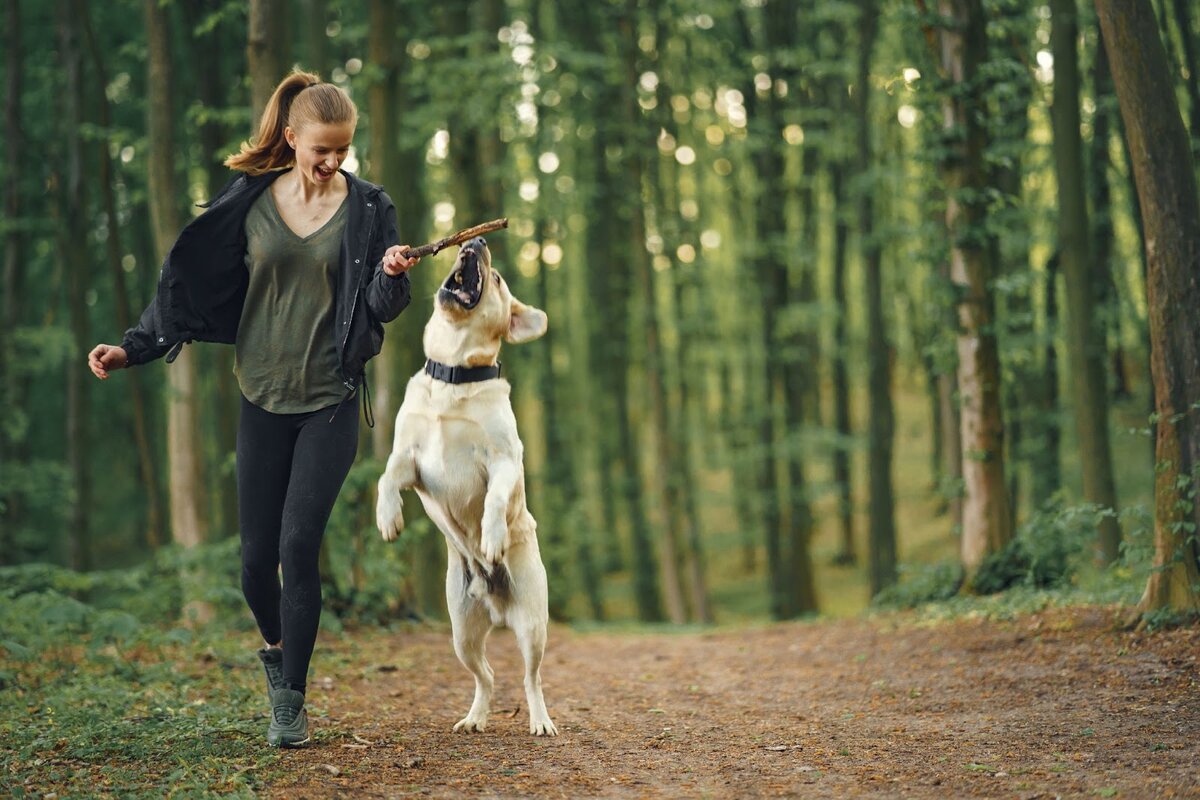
top-left (266, 607), bottom-right (1199, 798)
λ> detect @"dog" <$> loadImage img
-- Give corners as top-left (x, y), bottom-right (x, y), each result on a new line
top-left (375, 237), bottom-right (557, 736)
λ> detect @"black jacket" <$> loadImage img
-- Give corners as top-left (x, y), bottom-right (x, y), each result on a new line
top-left (120, 168), bottom-right (411, 423)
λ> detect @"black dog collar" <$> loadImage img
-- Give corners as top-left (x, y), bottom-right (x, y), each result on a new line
top-left (425, 359), bottom-right (502, 384)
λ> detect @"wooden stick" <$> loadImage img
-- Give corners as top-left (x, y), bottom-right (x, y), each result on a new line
top-left (400, 218), bottom-right (508, 259)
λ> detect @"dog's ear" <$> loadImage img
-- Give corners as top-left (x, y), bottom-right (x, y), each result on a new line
top-left (506, 298), bottom-right (548, 343)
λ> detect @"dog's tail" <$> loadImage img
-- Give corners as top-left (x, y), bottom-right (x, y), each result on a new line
top-left (462, 558), bottom-right (511, 601)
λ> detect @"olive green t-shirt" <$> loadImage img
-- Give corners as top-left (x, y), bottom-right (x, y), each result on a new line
top-left (234, 188), bottom-right (350, 413)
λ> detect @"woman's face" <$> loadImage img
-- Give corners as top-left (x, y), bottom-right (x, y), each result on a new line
top-left (285, 121), bottom-right (355, 186)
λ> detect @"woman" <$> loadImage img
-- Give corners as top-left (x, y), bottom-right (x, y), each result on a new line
top-left (87, 69), bottom-right (419, 747)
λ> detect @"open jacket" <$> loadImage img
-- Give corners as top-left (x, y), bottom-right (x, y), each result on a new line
top-left (120, 167), bottom-right (412, 425)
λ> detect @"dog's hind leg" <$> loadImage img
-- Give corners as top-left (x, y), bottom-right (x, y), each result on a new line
top-left (506, 541), bottom-right (558, 736)
top-left (447, 558), bottom-right (495, 733)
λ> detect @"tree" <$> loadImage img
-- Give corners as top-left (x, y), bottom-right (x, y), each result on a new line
top-left (1094, 0), bottom-right (1200, 623)
top-left (58, 0), bottom-right (92, 572)
top-left (146, 0), bottom-right (212, 621)
top-left (82, 2), bottom-right (164, 549)
top-left (858, 0), bottom-right (897, 597)
top-left (1050, 0), bottom-right (1122, 564)
top-left (929, 0), bottom-right (1014, 584)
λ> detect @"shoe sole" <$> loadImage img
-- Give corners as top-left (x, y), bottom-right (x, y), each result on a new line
top-left (268, 735), bottom-right (310, 748)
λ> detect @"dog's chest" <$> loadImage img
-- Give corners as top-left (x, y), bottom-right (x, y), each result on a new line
top-left (409, 413), bottom-right (490, 502)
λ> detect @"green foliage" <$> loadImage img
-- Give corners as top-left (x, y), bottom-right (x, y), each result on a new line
top-left (873, 560), bottom-right (964, 609)
top-left (973, 502), bottom-right (1109, 595)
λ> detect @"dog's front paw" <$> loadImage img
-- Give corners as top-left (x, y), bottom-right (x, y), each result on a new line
top-left (453, 713), bottom-right (488, 733)
top-left (480, 532), bottom-right (507, 566)
top-left (480, 516), bottom-right (507, 565)
top-left (376, 488), bottom-right (405, 543)
top-left (529, 714), bottom-right (558, 737)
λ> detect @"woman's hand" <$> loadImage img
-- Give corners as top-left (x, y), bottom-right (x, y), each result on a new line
top-left (382, 245), bottom-right (420, 276)
top-left (88, 344), bottom-right (128, 380)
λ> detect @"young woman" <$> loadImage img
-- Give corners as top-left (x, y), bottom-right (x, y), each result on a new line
top-left (87, 69), bottom-right (420, 747)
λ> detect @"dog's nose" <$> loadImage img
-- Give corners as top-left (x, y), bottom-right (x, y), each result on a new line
top-left (469, 236), bottom-right (486, 250)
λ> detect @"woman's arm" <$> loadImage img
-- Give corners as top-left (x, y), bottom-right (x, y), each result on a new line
top-left (363, 191), bottom-right (417, 324)
top-left (88, 290), bottom-right (173, 379)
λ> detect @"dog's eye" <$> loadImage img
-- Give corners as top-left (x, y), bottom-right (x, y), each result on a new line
top-left (493, 273), bottom-right (500, 284)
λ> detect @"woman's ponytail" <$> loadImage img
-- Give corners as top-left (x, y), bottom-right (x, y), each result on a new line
top-left (225, 69), bottom-right (323, 175)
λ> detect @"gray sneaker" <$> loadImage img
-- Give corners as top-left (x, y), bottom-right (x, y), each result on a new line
top-left (267, 688), bottom-right (309, 748)
top-left (256, 646), bottom-right (284, 698)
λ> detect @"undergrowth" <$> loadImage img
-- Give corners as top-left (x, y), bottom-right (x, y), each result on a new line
top-left (870, 499), bottom-right (1156, 622)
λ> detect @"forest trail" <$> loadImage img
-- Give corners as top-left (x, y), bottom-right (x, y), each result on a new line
top-left (266, 607), bottom-right (1198, 799)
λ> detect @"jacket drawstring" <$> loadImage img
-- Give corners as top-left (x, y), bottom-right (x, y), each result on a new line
top-left (327, 371), bottom-right (374, 428)
top-left (361, 369), bottom-right (375, 429)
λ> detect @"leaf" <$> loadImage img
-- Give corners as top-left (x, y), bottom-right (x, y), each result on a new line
top-left (0, 640), bottom-right (33, 661)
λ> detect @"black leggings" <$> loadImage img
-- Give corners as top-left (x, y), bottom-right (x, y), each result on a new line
top-left (236, 393), bottom-right (358, 693)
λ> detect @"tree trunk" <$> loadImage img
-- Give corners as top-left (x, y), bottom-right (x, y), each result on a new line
top-left (1090, 34), bottom-right (1130, 401)
top-left (1094, 0), bottom-right (1200, 622)
top-left (0, 0), bottom-right (23, 562)
top-left (1051, 0), bottom-right (1122, 564)
top-left (301, 0), bottom-right (328, 72)
top-left (147, 0), bottom-right (212, 621)
top-left (569, 2), bottom-right (659, 619)
top-left (1031, 253), bottom-right (1063, 508)
top-left (248, 0), bottom-right (278, 126)
top-left (620, 0), bottom-right (687, 624)
top-left (59, 0), bottom-right (92, 572)
top-left (368, 0), bottom-right (400, 460)
top-left (81, 3), bottom-right (164, 549)
top-left (829, 163), bottom-right (856, 565)
top-left (1170, 0), bottom-right (1200, 153)
top-left (936, 0), bottom-right (1014, 584)
top-left (648, 3), bottom-right (710, 623)
top-left (858, 0), bottom-right (897, 597)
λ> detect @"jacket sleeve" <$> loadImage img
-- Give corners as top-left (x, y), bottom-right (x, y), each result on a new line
top-left (119, 286), bottom-right (173, 367)
top-left (363, 191), bottom-right (412, 325)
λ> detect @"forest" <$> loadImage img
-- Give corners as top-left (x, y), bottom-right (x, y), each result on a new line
top-left (3, 0), bottom-right (1200, 622)
top-left (4, 0), bottom-right (1200, 795)
top-left (5, 0), bottom-right (1196, 625)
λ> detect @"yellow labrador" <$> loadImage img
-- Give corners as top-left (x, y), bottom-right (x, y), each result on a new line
top-left (375, 237), bottom-right (556, 736)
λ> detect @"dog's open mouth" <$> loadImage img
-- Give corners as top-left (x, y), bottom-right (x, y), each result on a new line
top-left (439, 242), bottom-right (486, 310)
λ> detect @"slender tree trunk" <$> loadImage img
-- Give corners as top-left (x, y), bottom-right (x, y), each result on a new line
top-left (301, 0), bottom-right (328, 71)
top-left (649, 36), bottom-right (713, 623)
top-left (182, 0), bottom-right (239, 539)
top-left (59, 0), bottom-right (92, 572)
top-left (1170, 0), bottom-right (1200, 152)
top-left (620, 1), bottom-right (687, 624)
top-left (743, 0), bottom-right (817, 618)
top-left (368, 0), bottom-right (400, 459)
top-left (81, 4), bottom-right (164, 549)
top-left (1090, 34), bottom-right (1130, 401)
top-left (1032, 254), bottom-right (1063, 507)
top-left (1051, 0), bottom-right (1122, 564)
top-left (1, 0), bottom-right (26, 562)
top-left (1094, 0), bottom-right (1200, 622)
top-left (829, 163), bottom-right (856, 565)
top-left (147, 0), bottom-right (211, 620)
top-left (248, 0), bottom-right (277, 126)
top-left (936, 0), bottom-right (1014, 584)
top-left (570, 2), bottom-right (659, 618)
top-left (858, 0), bottom-right (897, 596)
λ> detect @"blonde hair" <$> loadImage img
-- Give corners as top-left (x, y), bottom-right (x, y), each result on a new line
top-left (224, 69), bottom-right (358, 175)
